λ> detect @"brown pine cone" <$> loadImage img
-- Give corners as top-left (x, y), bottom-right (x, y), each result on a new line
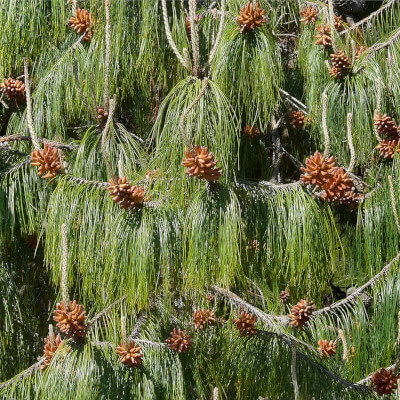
top-left (0, 78), bottom-right (26, 104)
top-left (329, 50), bottom-right (351, 79)
top-left (300, 151), bottom-right (337, 188)
top-left (40, 334), bottom-right (64, 370)
top-left (245, 239), bottom-right (260, 251)
top-left (116, 341), bottom-right (143, 368)
top-left (289, 299), bottom-right (316, 330)
top-left (322, 167), bottom-right (355, 203)
top-left (182, 146), bottom-right (222, 182)
top-left (376, 138), bottom-right (400, 159)
top-left (289, 111), bottom-right (308, 130)
top-left (280, 290), bottom-right (289, 303)
top-left (314, 25), bottom-right (332, 48)
top-left (166, 328), bottom-right (193, 353)
top-left (371, 368), bottom-right (399, 396)
top-left (53, 300), bottom-right (87, 339)
top-left (237, 2), bottom-right (266, 33)
top-left (243, 125), bottom-right (261, 139)
top-left (317, 339), bottom-right (337, 357)
top-left (374, 113), bottom-right (399, 139)
top-left (355, 45), bottom-right (368, 61)
top-left (300, 6), bottom-right (319, 25)
top-left (31, 143), bottom-right (62, 179)
top-left (193, 309), bottom-right (216, 331)
top-left (334, 16), bottom-right (345, 32)
top-left (106, 177), bottom-right (145, 210)
top-left (96, 106), bottom-right (109, 125)
top-left (233, 311), bottom-right (258, 337)
top-left (69, 8), bottom-right (95, 42)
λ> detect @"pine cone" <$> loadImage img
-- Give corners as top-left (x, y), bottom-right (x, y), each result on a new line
top-left (329, 50), bottom-right (351, 79)
top-left (182, 146), bottom-right (222, 182)
top-left (314, 25), bottom-right (332, 48)
top-left (289, 299), bottom-right (316, 330)
top-left (69, 8), bottom-right (94, 42)
top-left (376, 139), bottom-right (400, 159)
top-left (300, 6), bottom-right (319, 25)
top-left (245, 239), bottom-right (260, 251)
top-left (53, 300), bottom-right (87, 339)
top-left (374, 113), bottom-right (399, 139)
top-left (106, 177), bottom-right (145, 210)
top-left (322, 167), bottom-right (355, 203)
top-left (317, 339), bottom-right (337, 357)
top-left (193, 309), bottom-right (216, 331)
top-left (243, 125), bottom-right (261, 139)
top-left (355, 45), bottom-right (368, 60)
top-left (166, 328), bottom-right (193, 353)
top-left (334, 16), bottom-right (345, 32)
top-left (96, 106), bottom-right (109, 125)
top-left (280, 290), bottom-right (289, 303)
top-left (0, 78), bottom-right (26, 104)
top-left (40, 334), bottom-right (64, 370)
top-left (237, 2), bottom-right (266, 33)
top-left (289, 111), bottom-right (308, 130)
top-left (233, 311), bottom-right (258, 337)
top-left (31, 143), bottom-right (62, 179)
top-left (116, 341), bottom-right (143, 368)
top-left (300, 151), bottom-right (337, 188)
top-left (371, 368), bottom-right (399, 396)
top-left (185, 15), bottom-right (202, 42)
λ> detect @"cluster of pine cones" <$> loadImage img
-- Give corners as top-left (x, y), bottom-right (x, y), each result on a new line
top-left (329, 50), bottom-right (351, 79)
top-left (69, 8), bottom-right (95, 42)
top-left (301, 151), bottom-right (361, 209)
top-left (107, 176), bottom-right (145, 210)
top-left (317, 339), bottom-right (337, 357)
top-left (237, 2), bottom-right (266, 33)
top-left (0, 77), bottom-right (26, 104)
top-left (243, 125), bottom-right (261, 139)
top-left (182, 146), bottom-right (222, 182)
top-left (374, 113), bottom-right (400, 159)
top-left (289, 111), bottom-right (309, 130)
top-left (31, 143), bottom-right (62, 179)
top-left (233, 311), bottom-right (258, 337)
top-left (371, 368), bottom-right (399, 396)
top-left (116, 341), bottom-right (143, 368)
top-left (288, 299), bottom-right (316, 330)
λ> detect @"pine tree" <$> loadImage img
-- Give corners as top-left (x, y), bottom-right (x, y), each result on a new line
top-left (1, 0), bottom-right (400, 399)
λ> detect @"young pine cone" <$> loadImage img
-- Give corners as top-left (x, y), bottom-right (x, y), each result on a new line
top-left (376, 138), bottom-right (400, 159)
top-left (96, 106), bottom-right (109, 125)
top-left (317, 339), bottom-right (337, 357)
top-left (321, 167), bottom-right (355, 203)
top-left (69, 8), bottom-right (95, 42)
top-left (329, 50), bottom-right (351, 79)
top-left (237, 2), bottom-right (266, 33)
top-left (40, 334), bottom-right (64, 370)
top-left (166, 328), bottom-right (193, 353)
top-left (289, 299), bottom-right (316, 330)
top-left (334, 16), bottom-right (345, 32)
top-left (289, 111), bottom-right (308, 130)
top-left (107, 177), bottom-right (145, 210)
top-left (371, 368), bottom-right (399, 397)
top-left (300, 6), bottom-right (319, 25)
top-left (374, 113), bottom-right (399, 139)
top-left (116, 341), bottom-right (143, 368)
top-left (300, 151), bottom-right (337, 189)
top-left (182, 146), bottom-right (222, 182)
top-left (31, 143), bottom-right (62, 179)
top-left (233, 311), bottom-right (258, 337)
top-left (193, 309), bottom-right (216, 331)
top-left (0, 78), bottom-right (26, 104)
top-left (280, 290), bottom-right (290, 303)
top-left (53, 300), bottom-right (87, 339)
top-left (314, 25), bottom-right (332, 48)
top-left (243, 125), bottom-right (261, 139)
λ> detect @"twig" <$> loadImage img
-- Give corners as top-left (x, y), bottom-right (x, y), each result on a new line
top-left (271, 117), bottom-right (283, 183)
top-left (279, 89), bottom-right (308, 113)
top-left (161, 0), bottom-right (191, 73)
top-left (87, 295), bottom-right (127, 326)
top-left (346, 113), bottom-right (356, 173)
top-left (322, 92), bottom-right (330, 156)
top-left (100, 95), bottom-right (117, 181)
top-left (0, 358), bottom-right (45, 389)
top-left (0, 134), bottom-right (75, 150)
top-left (281, 147), bottom-right (303, 172)
top-left (121, 316), bottom-right (127, 346)
top-left (291, 341), bottom-right (300, 400)
top-left (208, 0), bottom-right (226, 67)
top-left (189, 0), bottom-right (200, 77)
top-left (374, 78), bottom-right (382, 142)
top-left (388, 175), bottom-right (400, 235)
top-left (23, 58), bottom-right (39, 150)
top-left (128, 311), bottom-right (148, 342)
top-left (364, 26), bottom-right (400, 60)
top-left (104, 0), bottom-right (111, 110)
top-left (61, 224), bottom-right (69, 305)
